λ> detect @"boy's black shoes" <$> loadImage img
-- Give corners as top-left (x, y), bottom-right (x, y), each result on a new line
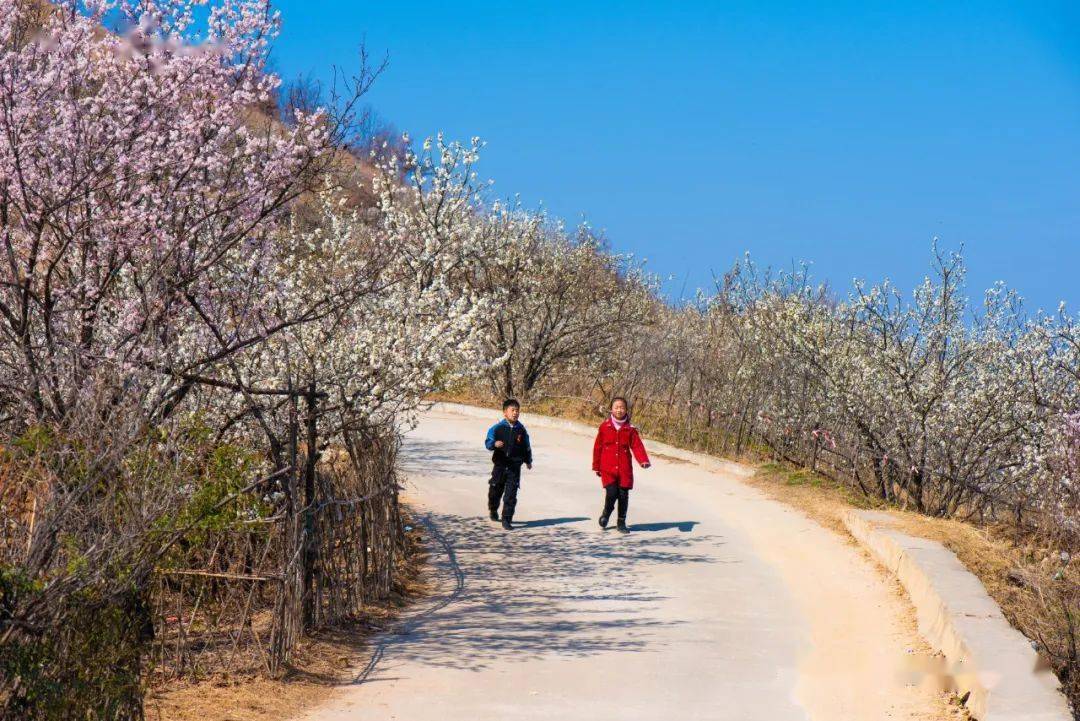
top-left (489, 509), bottom-right (500, 522)
top-left (617, 520), bottom-right (630, 534)
top-left (501, 518), bottom-right (513, 531)
top-left (598, 514), bottom-right (609, 529)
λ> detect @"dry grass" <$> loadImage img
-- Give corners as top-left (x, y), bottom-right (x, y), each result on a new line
top-left (745, 462), bottom-right (879, 534)
top-left (746, 462), bottom-right (1018, 599)
top-left (147, 521), bottom-right (431, 721)
top-left (147, 641), bottom-right (354, 721)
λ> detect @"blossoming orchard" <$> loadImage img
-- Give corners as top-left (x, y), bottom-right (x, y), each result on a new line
top-left (0, 1), bottom-right (1077, 718)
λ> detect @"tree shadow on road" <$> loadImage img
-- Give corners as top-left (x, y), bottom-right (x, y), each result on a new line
top-left (359, 436), bottom-right (732, 679)
top-left (354, 502), bottom-right (729, 681)
top-left (400, 438), bottom-right (482, 479)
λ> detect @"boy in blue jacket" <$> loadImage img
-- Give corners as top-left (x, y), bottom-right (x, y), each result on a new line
top-left (484, 398), bottom-right (533, 530)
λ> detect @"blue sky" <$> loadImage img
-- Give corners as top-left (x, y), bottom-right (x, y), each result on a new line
top-left (270, 1), bottom-right (1079, 312)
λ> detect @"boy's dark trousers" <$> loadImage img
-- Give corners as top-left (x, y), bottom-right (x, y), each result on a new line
top-left (488, 462), bottom-right (522, 521)
top-left (602, 484), bottom-right (629, 523)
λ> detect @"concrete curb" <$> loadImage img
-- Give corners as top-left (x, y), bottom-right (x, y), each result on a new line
top-left (842, 509), bottom-right (1071, 721)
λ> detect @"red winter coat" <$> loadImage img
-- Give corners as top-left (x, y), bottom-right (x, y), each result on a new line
top-left (592, 418), bottom-right (651, 489)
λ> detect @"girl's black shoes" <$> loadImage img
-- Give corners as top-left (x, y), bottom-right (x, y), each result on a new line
top-left (600, 515), bottom-right (630, 533)
top-left (489, 509), bottom-right (500, 522)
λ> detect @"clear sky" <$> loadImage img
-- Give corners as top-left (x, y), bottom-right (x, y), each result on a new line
top-left (270, 1), bottom-right (1080, 312)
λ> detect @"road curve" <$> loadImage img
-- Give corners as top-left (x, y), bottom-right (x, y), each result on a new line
top-left (303, 407), bottom-right (946, 721)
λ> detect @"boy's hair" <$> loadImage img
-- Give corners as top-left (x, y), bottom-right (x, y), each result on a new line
top-left (502, 398), bottom-right (521, 411)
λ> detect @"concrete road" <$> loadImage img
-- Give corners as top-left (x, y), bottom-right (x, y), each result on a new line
top-left (304, 407), bottom-right (945, 721)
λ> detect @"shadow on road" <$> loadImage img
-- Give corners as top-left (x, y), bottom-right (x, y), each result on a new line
top-left (629, 521), bottom-right (699, 533)
top-left (514, 516), bottom-right (589, 528)
top-left (353, 437), bottom-right (731, 680)
top-left (360, 511), bottom-right (724, 677)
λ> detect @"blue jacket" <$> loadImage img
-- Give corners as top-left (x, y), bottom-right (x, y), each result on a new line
top-left (485, 419), bottom-right (532, 466)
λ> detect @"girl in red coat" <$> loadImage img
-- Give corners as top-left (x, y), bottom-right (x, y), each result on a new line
top-left (592, 397), bottom-right (651, 533)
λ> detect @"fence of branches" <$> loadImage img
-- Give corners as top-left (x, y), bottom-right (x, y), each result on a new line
top-left (148, 404), bottom-right (405, 683)
top-left (0, 381), bottom-right (409, 718)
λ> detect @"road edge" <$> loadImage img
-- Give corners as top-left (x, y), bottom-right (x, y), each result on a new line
top-left (842, 509), bottom-right (1071, 721)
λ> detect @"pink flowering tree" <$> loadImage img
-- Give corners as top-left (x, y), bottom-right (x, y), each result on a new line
top-left (0, 0), bottom-right (331, 431)
top-left (0, 2), bottom-right (349, 713)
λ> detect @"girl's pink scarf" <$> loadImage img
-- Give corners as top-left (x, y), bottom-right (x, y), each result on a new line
top-left (610, 414), bottom-right (629, 430)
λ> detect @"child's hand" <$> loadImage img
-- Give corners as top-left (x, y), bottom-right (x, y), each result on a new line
top-left (494, 440), bottom-right (504, 448)
top-left (526, 463), bottom-right (532, 470)
top-left (595, 471), bottom-right (602, 477)
top-left (641, 462), bottom-right (651, 469)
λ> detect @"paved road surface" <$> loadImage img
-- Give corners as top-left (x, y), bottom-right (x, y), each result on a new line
top-left (304, 407), bottom-right (944, 721)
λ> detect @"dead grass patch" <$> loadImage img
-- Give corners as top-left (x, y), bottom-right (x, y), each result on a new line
top-left (745, 462), bottom-right (879, 535)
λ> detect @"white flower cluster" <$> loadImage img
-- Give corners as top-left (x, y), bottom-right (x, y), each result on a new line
top-left (471, 215), bottom-right (659, 399)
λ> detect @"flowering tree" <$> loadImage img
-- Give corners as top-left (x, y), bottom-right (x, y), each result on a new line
top-left (817, 253), bottom-right (1036, 514)
top-left (214, 134), bottom-right (507, 437)
top-left (0, 2), bottom-right (344, 714)
top-left (1018, 311), bottom-right (1080, 544)
top-left (474, 219), bottom-right (657, 399)
top-left (533, 245), bottom-right (1077, 543)
top-left (0, 0), bottom-right (334, 433)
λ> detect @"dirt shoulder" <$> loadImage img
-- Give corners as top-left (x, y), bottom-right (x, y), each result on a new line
top-left (725, 462), bottom-right (1075, 719)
